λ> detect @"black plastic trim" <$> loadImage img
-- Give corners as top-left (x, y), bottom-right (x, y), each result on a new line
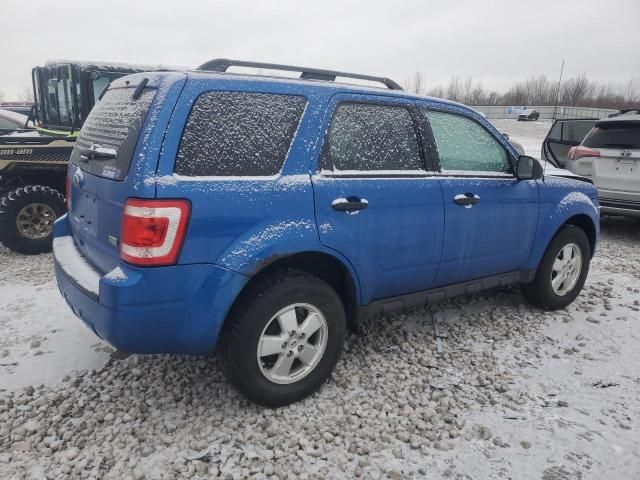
top-left (357, 270), bottom-right (535, 322)
top-left (600, 197), bottom-right (640, 210)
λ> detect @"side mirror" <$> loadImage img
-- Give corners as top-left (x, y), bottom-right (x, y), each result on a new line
top-left (516, 155), bottom-right (543, 181)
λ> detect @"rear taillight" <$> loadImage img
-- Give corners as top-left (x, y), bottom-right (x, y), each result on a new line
top-left (120, 198), bottom-right (190, 266)
top-left (568, 146), bottom-right (600, 161)
top-left (65, 175), bottom-right (71, 210)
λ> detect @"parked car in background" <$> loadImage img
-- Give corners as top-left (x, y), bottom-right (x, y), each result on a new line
top-left (543, 109), bottom-right (640, 218)
top-left (54, 59), bottom-right (599, 407)
top-left (518, 109), bottom-right (540, 121)
top-left (0, 109), bottom-right (34, 134)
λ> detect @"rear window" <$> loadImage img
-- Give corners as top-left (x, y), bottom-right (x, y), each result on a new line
top-left (175, 92), bottom-right (306, 177)
top-left (547, 120), bottom-right (595, 144)
top-left (71, 87), bottom-right (155, 181)
top-left (583, 123), bottom-right (640, 149)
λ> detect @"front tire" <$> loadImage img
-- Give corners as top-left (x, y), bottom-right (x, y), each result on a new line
top-left (0, 185), bottom-right (66, 254)
top-left (521, 225), bottom-right (591, 310)
top-left (221, 269), bottom-right (346, 408)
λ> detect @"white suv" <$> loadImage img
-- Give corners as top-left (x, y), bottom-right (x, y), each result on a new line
top-left (543, 110), bottom-right (640, 218)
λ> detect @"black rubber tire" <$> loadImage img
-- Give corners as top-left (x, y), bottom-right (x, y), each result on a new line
top-left (0, 185), bottom-right (66, 254)
top-left (221, 269), bottom-right (346, 408)
top-left (521, 225), bottom-right (591, 310)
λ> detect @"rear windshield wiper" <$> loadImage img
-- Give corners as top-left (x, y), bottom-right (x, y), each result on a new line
top-left (78, 143), bottom-right (117, 162)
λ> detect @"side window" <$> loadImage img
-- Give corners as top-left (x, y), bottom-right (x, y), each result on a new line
top-left (175, 92), bottom-right (306, 176)
top-left (319, 103), bottom-right (423, 172)
top-left (423, 110), bottom-right (511, 173)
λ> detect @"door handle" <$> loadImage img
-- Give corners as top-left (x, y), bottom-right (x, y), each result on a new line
top-left (453, 193), bottom-right (480, 208)
top-left (332, 196), bottom-right (369, 214)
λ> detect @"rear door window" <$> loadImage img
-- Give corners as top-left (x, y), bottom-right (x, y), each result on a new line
top-left (423, 109), bottom-right (511, 174)
top-left (71, 86), bottom-right (156, 180)
top-left (175, 92), bottom-right (306, 177)
top-left (318, 102), bottom-right (424, 173)
top-left (583, 123), bottom-right (640, 149)
top-left (547, 120), bottom-right (595, 144)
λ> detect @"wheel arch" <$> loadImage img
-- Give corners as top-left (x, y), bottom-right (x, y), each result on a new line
top-left (564, 213), bottom-right (597, 257)
top-left (228, 250), bottom-right (361, 331)
top-left (526, 189), bottom-right (599, 272)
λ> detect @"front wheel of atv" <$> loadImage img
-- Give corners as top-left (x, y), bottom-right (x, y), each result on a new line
top-left (0, 185), bottom-right (66, 254)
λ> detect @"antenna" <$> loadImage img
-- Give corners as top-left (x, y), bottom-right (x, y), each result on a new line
top-left (552, 59), bottom-right (565, 122)
top-left (545, 59), bottom-right (565, 180)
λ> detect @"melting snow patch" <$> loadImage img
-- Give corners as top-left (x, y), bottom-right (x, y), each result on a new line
top-left (558, 191), bottom-right (594, 211)
top-left (52, 236), bottom-right (100, 296)
top-left (104, 267), bottom-right (128, 283)
top-left (228, 220), bottom-right (315, 261)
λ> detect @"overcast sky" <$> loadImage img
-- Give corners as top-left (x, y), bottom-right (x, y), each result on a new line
top-left (1, 0), bottom-right (639, 100)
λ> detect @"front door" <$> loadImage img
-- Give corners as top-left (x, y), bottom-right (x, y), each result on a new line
top-left (312, 95), bottom-right (444, 304)
top-left (418, 106), bottom-right (540, 286)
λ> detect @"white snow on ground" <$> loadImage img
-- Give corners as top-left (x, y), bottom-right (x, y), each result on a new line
top-left (491, 119), bottom-right (553, 159)
top-left (0, 120), bottom-right (639, 479)
top-left (0, 248), bottom-right (111, 391)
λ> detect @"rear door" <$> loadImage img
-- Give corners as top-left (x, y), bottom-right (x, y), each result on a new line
top-left (311, 94), bottom-right (444, 304)
top-left (67, 73), bottom-right (186, 273)
top-left (419, 106), bottom-right (539, 286)
top-left (542, 119), bottom-right (596, 167)
top-left (582, 120), bottom-right (640, 194)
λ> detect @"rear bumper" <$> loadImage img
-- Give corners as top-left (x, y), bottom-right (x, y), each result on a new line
top-left (53, 214), bottom-right (248, 355)
top-left (599, 189), bottom-right (640, 218)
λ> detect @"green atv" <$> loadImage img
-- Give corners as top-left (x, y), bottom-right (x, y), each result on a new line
top-left (0, 61), bottom-right (168, 254)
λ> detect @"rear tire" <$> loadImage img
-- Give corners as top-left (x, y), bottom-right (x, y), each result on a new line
top-left (521, 225), bottom-right (590, 310)
top-left (221, 269), bottom-right (346, 408)
top-left (0, 185), bottom-right (66, 254)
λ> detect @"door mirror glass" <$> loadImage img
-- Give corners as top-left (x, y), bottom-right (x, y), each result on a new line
top-left (516, 155), bottom-right (542, 180)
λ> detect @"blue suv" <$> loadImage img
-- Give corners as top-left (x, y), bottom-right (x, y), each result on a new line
top-left (53, 59), bottom-right (599, 407)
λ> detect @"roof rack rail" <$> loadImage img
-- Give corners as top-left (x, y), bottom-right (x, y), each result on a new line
top-left (608, 108), bottom-right (640, 117)
top-left (196, 58), bottom-right (404, 91)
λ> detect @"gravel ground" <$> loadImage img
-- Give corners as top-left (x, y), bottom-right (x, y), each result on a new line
top-left (1, 216), bottom-right (638, 480)
top-left (0, 118), bottom-right (638, 479)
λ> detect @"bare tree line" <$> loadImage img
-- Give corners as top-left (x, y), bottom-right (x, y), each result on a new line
top-left (405, 72), bottom-right (640, 109)
top-left (0, 87), bottom-right (35, 104)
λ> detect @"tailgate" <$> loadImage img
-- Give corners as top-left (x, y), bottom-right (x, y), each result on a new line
top-left (67, 73), bottom-right (186, 274)
top-left (583, 121), bottom-right (640, 193)
top-left (592, 148), bottom-right (640, 192)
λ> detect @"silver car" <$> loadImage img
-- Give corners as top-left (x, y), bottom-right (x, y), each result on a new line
top-left (543, 110), bottom-right (640, 218)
